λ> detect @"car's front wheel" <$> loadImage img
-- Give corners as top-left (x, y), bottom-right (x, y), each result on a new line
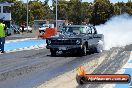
top-left (50, 49), bottom-right (56, 56)
top-left (30, 30), bottom-right (32, 33)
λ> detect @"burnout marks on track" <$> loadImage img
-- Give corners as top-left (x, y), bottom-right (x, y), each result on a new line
top-left (114, 51), bottom-right (132, 88)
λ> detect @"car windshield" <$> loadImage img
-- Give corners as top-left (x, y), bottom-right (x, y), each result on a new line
top-left (62, 26), bottom-right (90, 34)
top-left (41, 24), bottom-right (49, 28)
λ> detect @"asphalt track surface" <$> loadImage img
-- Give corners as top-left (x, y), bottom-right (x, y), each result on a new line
top-left (0, 37), bottom-right (131, 88)
top-left (0, 48), bottom-right (103, 88)
top-left (78, 47), bottom-right (131, 88)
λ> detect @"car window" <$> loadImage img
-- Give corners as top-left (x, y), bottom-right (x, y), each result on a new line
top-left (91, 27), bottom-right (95, 34)
top-left (45, 25), bottom-right (49, 27)
top-left (73, 28), bottom-right (80, 34)
top-left (62, 27), bottom-right (80, 34)
top-left (87, 27), bottom-right (92, 34)
top-left (63, 26), bottom-right (93, 35)
top-left (80, 27), bottom-right (91, 34)
top-left (41, 24), bottom-right (47, 27)
top-left (91, 26), bottom-right (97, 34)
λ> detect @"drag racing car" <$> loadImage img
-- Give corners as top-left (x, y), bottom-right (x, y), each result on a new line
top-left (46, 25), bottom-right (104, 56)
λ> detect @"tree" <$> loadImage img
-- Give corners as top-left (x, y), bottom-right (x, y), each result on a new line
top-left (113, 4), bottom-right (120, 15)
top-left (29, 1), bottom-right (44, 20)
top-left (90, 0), bottom-right (114, 25)
top-left (10, 0), bottom-right (53, 26)
top-left (11, 1), bottom-right (27, 25)
top-left (67, 0), bottom-right (82, 24)
top-left (4, 0), bottom-right (132, 26)
top-left (126, 1), bottom-right (132, 14)
top-left (81, 2), bottom-right (93, 24)
top-left (43, 5), bottom-right (53, 20)
top-left (0, 0), bottom-right (17, 2)
top-left (57, 1), bottom-right (68, 20)
top-left (114, 2), bottom-right (132, 15)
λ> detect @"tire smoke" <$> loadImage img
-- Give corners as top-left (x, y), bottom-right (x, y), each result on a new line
top-left (96, 14), bottom-right (132, 50)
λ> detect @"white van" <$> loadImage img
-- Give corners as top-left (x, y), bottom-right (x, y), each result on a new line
top-left (39, 24), bottom-right (54, 33)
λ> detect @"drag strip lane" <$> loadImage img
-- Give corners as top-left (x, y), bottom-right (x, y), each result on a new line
top-left (0, 48), bottom-right (104, 88)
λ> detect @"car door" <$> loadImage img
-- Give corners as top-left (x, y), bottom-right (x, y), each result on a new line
top-left (91, 26), bottom-right (100, 46)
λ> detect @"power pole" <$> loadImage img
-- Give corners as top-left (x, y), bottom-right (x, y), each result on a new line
top-left (56, 0), bottom-right (58, 29)
top-left (27, 0), bottom-right (29, 32)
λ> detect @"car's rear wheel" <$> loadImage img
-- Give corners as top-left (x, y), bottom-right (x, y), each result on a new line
top-left (95, 40), bottom-right (104, 53)
top-left (50, 49), bottom-right (56, 56)
top-left (96, 45), bottom-right (103, 53)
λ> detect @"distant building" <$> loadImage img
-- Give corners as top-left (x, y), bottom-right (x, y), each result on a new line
top-left (34, 20), bottom-right (65, 30)
top-left (0, 2), bottom-right (14, 28)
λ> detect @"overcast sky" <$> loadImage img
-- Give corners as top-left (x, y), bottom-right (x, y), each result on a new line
top-left (22, 0), bottom-right (129, 5)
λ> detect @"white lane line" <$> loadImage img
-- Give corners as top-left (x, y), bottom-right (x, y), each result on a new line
top-left (116, 69), bottom-right (125, 74)
top-left (122, 63), bottom-right (132, 69)
top-left (5, 44), bottom-right (46, 53)
top-left (123, 52), bottom-right (132, 69)
top-left (128, 52), bottom-right (132, 62)
top-left (119, 51), bottom-right (132, 88)
top-left (6, 38), bottom-right (37, 44)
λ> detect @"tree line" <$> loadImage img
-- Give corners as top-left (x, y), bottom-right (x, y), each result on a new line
top-left (1, 0), bottom-right (132, 25)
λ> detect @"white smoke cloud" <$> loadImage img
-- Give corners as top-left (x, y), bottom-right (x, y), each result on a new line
top-left (96, 13), bottom-right (132, 50)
